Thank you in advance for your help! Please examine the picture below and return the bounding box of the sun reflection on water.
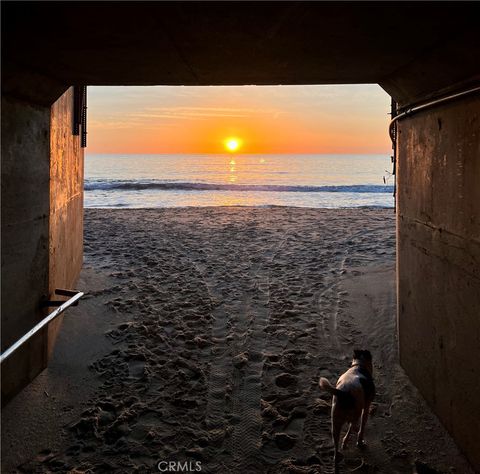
[229,159,237,182]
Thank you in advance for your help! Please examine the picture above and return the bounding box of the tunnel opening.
[84,84,394,209]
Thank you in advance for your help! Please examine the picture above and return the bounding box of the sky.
[87,85,391,154]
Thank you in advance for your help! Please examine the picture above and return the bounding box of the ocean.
[84,154,395,208]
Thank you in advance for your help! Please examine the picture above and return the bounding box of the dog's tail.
[319,377,354,407]
[319,377,337,393]
[319,377,346,397]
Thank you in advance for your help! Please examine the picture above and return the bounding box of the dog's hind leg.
[357,403,371,448]
[341,422,353,450]
[332,416,344,464]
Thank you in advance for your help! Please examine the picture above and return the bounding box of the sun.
[224,137,242,153]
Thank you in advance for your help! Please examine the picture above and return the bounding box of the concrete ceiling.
[2,1,480,106]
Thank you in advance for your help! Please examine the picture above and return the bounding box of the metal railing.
[0,289,84,364]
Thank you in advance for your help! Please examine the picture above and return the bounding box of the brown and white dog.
[319,350,375,465]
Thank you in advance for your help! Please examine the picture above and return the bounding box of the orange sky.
[88,85,391,154]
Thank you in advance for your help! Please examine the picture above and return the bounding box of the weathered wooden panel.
[48,87,84,357]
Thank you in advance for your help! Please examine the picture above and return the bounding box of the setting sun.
[225,137,242,153]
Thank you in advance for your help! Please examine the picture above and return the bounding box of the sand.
[1,208,474,474]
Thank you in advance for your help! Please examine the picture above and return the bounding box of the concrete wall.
[1,89,83,401]
[48,87,84,357]
[397,94,480,470]
[1,96,51,401]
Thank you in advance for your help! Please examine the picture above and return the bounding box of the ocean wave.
[84,180,393,194]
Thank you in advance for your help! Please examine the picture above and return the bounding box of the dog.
[319,349,375,465]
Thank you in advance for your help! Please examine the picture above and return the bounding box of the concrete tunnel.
[1,1,479,470]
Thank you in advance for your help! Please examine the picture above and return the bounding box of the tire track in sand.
[230,236,290,473]
[168,240,232,440]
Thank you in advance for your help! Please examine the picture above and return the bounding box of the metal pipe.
[0,290,84,364]
[81,85,87,148]
[389,85,480,141]
[390,97,397,213]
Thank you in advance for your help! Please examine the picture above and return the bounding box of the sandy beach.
[2,208,473,473]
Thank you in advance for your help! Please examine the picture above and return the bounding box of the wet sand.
[2,208,474,473]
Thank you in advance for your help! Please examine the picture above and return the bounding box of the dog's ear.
[353,349,372,361]
[363,350,372,361]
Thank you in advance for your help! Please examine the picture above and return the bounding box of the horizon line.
[85,151,391,156]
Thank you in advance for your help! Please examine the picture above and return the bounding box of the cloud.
[89,118,179,129]
[133,106,284,120]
